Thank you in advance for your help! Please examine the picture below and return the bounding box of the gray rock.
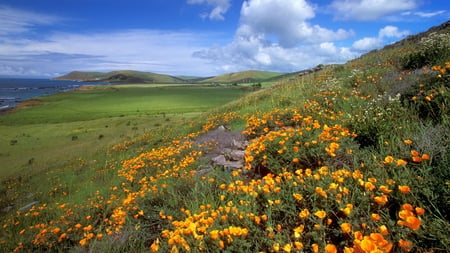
[230,150,245,161]
[195,168,213,176]
[223,161,244,170]
[212,155,227,165]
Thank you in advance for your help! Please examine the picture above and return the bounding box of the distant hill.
[55,70,187,84]
[200,70,285,84]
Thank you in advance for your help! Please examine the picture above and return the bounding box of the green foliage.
[401,32,450,70]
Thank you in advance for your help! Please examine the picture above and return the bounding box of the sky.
[0,0,448,78]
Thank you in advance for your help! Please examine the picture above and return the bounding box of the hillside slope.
[200,70,284,83]
[1,21,449,252]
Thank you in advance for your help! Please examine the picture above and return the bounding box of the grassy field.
[0,84,248,178]
[0,25,449,253]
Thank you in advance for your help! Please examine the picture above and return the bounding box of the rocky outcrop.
[194,126,248,175]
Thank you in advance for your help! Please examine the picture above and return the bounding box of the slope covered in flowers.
[1,23,449,252]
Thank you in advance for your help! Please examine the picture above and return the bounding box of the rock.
[217,125,226,131]
[232,139,248,150]
[19,201,39,212]
[223,161,244,170]
[229,150,245,161]
[212,155,227,165]
[195,168,213,176]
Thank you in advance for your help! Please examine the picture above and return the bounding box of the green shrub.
[401,32,450,70]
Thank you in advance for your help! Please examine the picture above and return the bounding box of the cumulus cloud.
[330,0,418,21]
[352,25,409,51]
[239,0,353,47]
[187,0,231,20]
[193,0,355,72]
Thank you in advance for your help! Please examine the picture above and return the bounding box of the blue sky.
[0,0,448,77]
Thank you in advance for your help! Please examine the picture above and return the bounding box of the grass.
[0,27,449,253]
[0,84,248,178]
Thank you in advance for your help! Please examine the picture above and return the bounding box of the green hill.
[200,70,285,83]
[55,70,187,83]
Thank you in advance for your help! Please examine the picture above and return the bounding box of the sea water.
[0,78,106,110]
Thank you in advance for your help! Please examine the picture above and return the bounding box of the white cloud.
[193,0,355,72]
[352,25,409,51]
[239,0,353,47]
[352,37,382,51]
[0,5,61,35]
[330,0,418,21]
[0,29,221,77]
[379,25,410,38]
[187,0,231,20]
[402,10,446,18]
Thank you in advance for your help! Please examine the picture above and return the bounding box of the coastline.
[0,78,109,115]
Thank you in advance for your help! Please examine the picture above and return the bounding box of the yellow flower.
[210,230,219,240]
[314,210,327,219]
[299,209,310,218]
[283,243,292,252]
[379,225,389,235]
[384,156,394,163]
[293,193,303,201]
[396,159,408,166]
[273,243,280,252]
[340,222,352,233]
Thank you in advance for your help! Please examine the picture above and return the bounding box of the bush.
[401,32,450,70]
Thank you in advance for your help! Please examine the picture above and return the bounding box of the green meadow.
[0,84,248,178]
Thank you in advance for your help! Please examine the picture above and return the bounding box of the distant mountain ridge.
[54,70,187,84]
[54,69,287,84]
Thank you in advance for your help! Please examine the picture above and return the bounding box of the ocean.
[0,78,106,110]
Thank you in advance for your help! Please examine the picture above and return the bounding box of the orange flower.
[374,195,388,205]
[293,193,303,201]
[294,241,303,250]
[371,213,381,221]
[340,222,352,233]
[384,156,394,163]
[398,239,413,252]
[150,238,160,252]
[410,150,419,157]
[312,243,319,253]
[421,154,430,160]
[404,139,413,145]
[379,185,392,194]
[379,225,389,235]
[398,185,410,194]
[412,156,422,162]
[210,230,219,240]
[51,227,60,234]
[314,210,327,219]
[415,207,425,216]
[299,209,310,218]
[396,159,408,166]
[325,244,337,253]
